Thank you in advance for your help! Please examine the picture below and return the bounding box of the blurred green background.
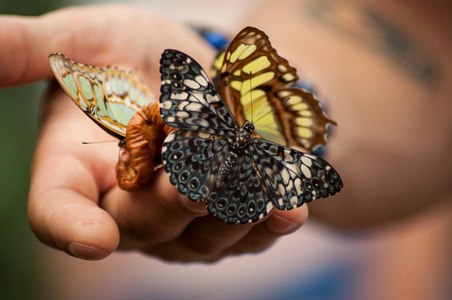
[0,84,40,299]
[0,1,63,298]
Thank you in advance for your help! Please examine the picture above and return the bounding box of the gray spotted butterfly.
[160,50,342,224]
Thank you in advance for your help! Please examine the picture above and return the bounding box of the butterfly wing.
[103,66,155,131]
[162,129,273,223]
[251,139,343,209]
[206,137,343,223]
[49,53,154,140]
[205,146,273,223]
[160,49,239,135]
[212,27,336,151]
[206,139,343,223]
[266,88,337,151]
[162,130,230,202]
[162,129,342,224]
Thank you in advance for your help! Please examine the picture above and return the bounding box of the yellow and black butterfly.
[49,53,155,145]
[211,27,335,152]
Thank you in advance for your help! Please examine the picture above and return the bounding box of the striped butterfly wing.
[49,53,155,141]
[212,27,336,151]
[160,49,342,223]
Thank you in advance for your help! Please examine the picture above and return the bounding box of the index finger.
[0,4,215,87]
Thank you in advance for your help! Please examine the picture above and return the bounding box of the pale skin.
[1,0,451,262]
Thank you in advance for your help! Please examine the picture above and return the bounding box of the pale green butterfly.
[49,53,155,143]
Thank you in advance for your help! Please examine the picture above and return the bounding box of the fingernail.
[68,242,110,260]
[266,214,300,234]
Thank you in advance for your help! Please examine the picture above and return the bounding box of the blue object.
[204,31,230,49]
[192,25,230,49]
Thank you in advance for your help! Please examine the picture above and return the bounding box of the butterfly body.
[217,121,253,185]
[160,48,342,224]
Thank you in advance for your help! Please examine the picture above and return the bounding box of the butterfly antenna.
[254,97,292,125]
[82,140,118,145]
[249,71,254,122]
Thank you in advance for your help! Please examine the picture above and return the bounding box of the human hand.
[0,4,308,261]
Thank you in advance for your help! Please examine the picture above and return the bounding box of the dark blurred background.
[0,1,61,298]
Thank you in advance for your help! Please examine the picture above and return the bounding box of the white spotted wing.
[160,49,342,224]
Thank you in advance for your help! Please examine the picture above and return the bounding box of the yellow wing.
[211,27,336,151]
